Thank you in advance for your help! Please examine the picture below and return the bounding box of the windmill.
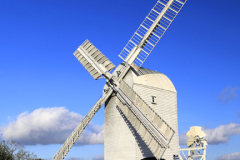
[185,127,208,160]
[178,127,208,160]
[53,0,187,160]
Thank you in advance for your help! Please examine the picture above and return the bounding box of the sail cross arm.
[74,39,115,80]
[53,88,113,160]
[138,0,174,49]
[119,0,187,67]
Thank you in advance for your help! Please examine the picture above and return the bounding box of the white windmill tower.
[53,0,187,160]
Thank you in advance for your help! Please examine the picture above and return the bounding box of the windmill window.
[151,96,156,104]
[117,71,121,77]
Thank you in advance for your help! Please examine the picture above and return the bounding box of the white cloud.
[204,123,240,145]
[92,155,104,160]
[179,123,240,145]
[219,86,240,104]
[77,125,104,145]
[0,107,104,145]
[216,152,240,160]
[179,131,188,145]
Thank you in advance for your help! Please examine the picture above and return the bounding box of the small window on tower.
[151,96,156,104]
[117,71,121,77]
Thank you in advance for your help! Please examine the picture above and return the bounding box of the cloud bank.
[180,123,240,145]
[216,152,240,160]
[0,107,104,145]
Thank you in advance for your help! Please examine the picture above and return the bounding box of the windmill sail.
[74,40,115,80]
[119,0,187,66]
[53,88,113,160]
[55,0,188,159]
[116,80,175,159]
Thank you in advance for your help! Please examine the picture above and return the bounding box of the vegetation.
[0,140,39,160]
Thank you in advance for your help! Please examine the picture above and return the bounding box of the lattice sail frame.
[119,80,174,143]
[116,80,175,159]
[119,0,187,66]
[53,0,188,159]
[74,40,115,80]
[53,89,113,160]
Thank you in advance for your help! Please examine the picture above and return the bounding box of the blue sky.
[0,0,240,160]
